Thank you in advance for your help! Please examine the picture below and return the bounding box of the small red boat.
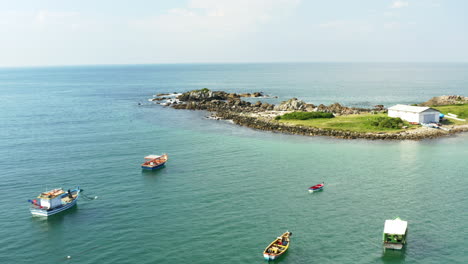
[308,182,324,193]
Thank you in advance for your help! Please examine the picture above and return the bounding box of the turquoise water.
[0,63,467,263]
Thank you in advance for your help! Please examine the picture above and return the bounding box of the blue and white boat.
[28,187,80,217]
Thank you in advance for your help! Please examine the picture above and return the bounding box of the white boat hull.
[384,243,404,250]
[263,253,277,260]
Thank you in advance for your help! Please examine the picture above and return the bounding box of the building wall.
[389,110,440,123]
[421,112,439,123]
[388,110,420,123]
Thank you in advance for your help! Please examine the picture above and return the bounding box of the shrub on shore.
[366,116,404,129]
[275,111,334,120]
[194,88,210,93]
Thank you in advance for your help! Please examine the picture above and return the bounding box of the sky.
[0,0,467,66]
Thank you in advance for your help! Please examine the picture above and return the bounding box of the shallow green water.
[0,64,467,263]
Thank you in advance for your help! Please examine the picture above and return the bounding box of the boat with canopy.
[383,217,408,250]
[141,154,168,170]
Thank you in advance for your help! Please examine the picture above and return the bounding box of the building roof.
[388,104,439,113]
[384,218,408,235]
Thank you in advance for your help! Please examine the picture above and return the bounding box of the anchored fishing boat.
[28,187,80,217]
[263,231,292,261]
[141,154,168,170]
[383,217,408,250]
[308,182,324,193]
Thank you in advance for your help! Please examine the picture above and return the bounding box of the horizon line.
[2,60,468,69]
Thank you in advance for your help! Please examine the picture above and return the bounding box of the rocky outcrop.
[176,89,267,102]
[177,89,229,101]
[420,95,468,106]
[238,92,264,98]
[274,98,306,111]
[314,103,372,115]
[155,89,468,140]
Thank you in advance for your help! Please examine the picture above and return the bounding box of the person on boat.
[281,236,288,246]
[276,237,283,245]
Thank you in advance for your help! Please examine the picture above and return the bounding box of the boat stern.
[30,208,50,217]
[263,253,276,261]
[384,242,404,250]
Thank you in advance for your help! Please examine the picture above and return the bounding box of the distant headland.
[151,89,468,140]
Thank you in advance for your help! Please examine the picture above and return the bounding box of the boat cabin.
[144,155,162,165]
[37,189,66,209]
[383,217,408,250]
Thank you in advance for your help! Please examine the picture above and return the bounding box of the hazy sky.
[1,0,467,66]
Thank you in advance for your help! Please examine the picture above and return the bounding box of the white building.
[388,104,440,123]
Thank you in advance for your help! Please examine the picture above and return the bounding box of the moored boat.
[308,182,324,193]
[141,154,168,170]
[28,187,80,217]
[263,231,292,261]
[383,217,408,250]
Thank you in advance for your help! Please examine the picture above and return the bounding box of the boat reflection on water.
[381,246,406,263]
[30,205,79,231]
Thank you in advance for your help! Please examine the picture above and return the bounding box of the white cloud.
[318,20,375,35]
[391,1,409,9]
[131,0,301,34]
[35,10,79,25]
[384,22,400,29]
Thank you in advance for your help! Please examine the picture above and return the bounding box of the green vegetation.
[432,104,468,119]
[366,116,404,129]
[278,113,416,133]
[275,111,334,120]
[432,104,468,125]
[193,88,210,93]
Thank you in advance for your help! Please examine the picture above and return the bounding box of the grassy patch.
[278,113,417,133]
[432,104,468,121]
[275,111,334,120]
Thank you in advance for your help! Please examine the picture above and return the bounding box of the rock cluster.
[420,95,468,106]
[274,98,308,111]
[172,98,274,112]
[176,89,266,102]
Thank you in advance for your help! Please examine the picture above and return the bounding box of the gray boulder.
[274,98,307,111]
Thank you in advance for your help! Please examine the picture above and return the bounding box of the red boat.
[308,182,324,193]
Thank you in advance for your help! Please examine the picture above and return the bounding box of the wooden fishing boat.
[28,187,80,217]
[383,217,408,250]
[263,231,292,261]
[308,182,324,193]
[141,154,168,170]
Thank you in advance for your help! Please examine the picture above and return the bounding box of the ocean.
[0,63,467,263]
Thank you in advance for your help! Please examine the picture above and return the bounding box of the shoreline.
[152,90,468,140]
[213,111,468,140]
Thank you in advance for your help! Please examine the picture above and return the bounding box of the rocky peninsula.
[151,90,468,140]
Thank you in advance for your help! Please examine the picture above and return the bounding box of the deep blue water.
[0,63,467,264]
